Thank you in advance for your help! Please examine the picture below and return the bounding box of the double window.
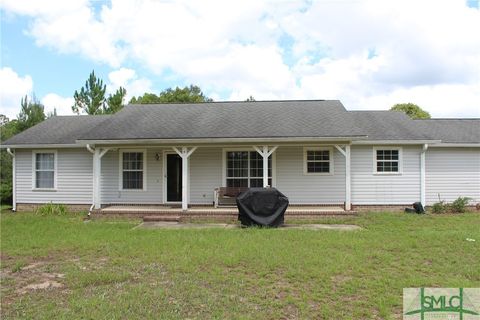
[120,151,146,190]
[225,151,272,187]
[33,151,56,189]
[304,147,333,174]
[374,147,401,173]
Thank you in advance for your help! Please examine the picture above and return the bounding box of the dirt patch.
[1,259,66,300]
[331,275,353,289]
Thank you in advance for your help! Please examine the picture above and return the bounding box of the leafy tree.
[129,93,160,104]
[105,87,127,114]
[390,103,431,119]
[130,85,212,104]
[245,95,256,102]
[16,95,47,132]
[0,118,15,203]
[72,70,107,115]
[1,96,48,205]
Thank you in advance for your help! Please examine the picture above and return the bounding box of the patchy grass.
[1,212,479,319]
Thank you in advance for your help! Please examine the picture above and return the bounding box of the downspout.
[420,144,428,207]
[86,144,95,215]
[6,148,16,212]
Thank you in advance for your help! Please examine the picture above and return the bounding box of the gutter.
[6,148,16,212]
[0,143,80,149]
[76,136,368,145]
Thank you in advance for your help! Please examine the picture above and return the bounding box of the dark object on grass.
[236,188,289,227]
[405,202,425,214]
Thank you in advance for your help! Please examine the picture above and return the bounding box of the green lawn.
[1,211,479,319]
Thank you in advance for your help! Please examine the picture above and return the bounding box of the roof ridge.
[48,114,112,118]
[128,99,338,105]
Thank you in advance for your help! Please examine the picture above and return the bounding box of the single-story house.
[2,100,479,213]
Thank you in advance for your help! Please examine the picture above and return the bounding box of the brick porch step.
[143,215,181,222]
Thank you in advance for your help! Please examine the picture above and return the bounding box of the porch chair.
[213,187,248,208]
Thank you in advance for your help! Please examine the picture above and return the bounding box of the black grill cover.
[236,188,289,227]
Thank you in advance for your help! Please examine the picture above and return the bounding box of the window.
[34,152,56,189]
[225,151,272,187]
[304,148,333,174]
[374,148,401,173]
[120,151,146,190]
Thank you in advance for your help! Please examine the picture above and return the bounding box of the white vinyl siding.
[15,145,479,208]
[351,145,420,204]
[16,148,93,204]
[101,149,162,204]
[189,147,223,204]
[425,147,480,205]
[276,146,345,204]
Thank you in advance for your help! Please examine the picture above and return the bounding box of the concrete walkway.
[135,222,362,231]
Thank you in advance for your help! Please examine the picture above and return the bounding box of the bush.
[430,197,471,214]
[431,201,448,214]
[35,202,68,216]
[450,197,471,213]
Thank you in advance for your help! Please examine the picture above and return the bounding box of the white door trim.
[163,151,182,204]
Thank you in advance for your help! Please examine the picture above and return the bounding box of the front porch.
[91,204,357,222]
[89,143,354,213]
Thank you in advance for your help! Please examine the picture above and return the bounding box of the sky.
[1,0,479,119]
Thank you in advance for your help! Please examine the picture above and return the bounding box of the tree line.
[0,69,430,204]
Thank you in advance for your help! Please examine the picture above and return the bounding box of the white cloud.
[41,93,75,116]
[2,0,480,117]
[0,67,33,120]
[107,67,153,101]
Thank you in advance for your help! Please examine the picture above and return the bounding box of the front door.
[166,153,182,202]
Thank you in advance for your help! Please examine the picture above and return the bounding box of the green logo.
[403,288,480,320]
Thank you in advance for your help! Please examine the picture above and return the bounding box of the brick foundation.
[352,205,410,212]
[352,204,480,212]
[15,203,90,212]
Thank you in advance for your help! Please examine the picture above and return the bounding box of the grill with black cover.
[236,188,289,227]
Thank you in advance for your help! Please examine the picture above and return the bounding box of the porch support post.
[173,146,198,211]
[345,145,351,211]
[335,144,351,211]
[93,148,101,209]
[92,147,111,210]
[420,144,428,207]
[253,145,278,187]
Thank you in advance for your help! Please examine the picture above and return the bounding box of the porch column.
[173,147,197,211]
[253,145,278,187]
[345,145,351,211]
[335,145,351,211]
[92,147,111,210]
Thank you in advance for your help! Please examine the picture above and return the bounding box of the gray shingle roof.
[414,119,480,143]
[2,115,112,145]
[2,100,479,146]
[78,100,366,140]
[349,111,435,141]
